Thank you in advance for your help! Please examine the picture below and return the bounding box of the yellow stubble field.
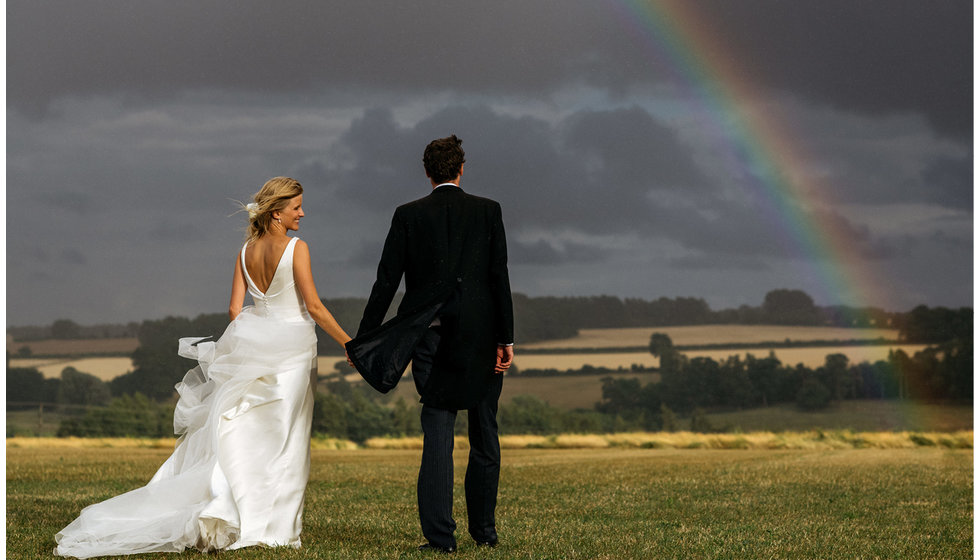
[8,325,925,383]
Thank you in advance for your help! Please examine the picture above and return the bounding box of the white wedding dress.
[56,237,318,558]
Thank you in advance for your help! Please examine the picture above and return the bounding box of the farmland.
[8,356,134,381]
[380,371,663,410]
[512,344,926,371]
[6,336,139,356]
[7,342,927,383]
[7,324,939,422]
[521,324,901,349]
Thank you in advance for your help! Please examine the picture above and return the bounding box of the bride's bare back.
[243,237,292,294]
[227,191,350,350]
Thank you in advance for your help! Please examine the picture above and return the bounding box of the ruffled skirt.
[55,308,317,558]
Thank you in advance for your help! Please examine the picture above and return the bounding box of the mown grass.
[7,443,973,559]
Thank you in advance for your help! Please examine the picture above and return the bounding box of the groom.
[347,135,514,553]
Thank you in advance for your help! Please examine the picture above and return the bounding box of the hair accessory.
[246,203,259,220]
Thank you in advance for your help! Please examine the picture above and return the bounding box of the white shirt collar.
[435,182,459,189]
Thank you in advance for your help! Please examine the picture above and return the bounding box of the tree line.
[13,288,958,347]
[6,292,971,438]
[102,294,975,403]
[9,289,968,364]
[591,330,973,433]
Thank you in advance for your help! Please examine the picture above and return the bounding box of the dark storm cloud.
[919,155,973,209]
[327,108,424,210]
[559,106,707,192]
[680,0,973,141]
[146,221,208,243]
[509,239,608,266]
[34,191,97,214]
[327,103,906,268]
[329,104,709,237]
[60,248,88,266]
[6,0,608,113]
[816,149,973,210]
[8,0,970,140]
[669,253,769,272]
[5,1,972,325]
[645,197,904,263]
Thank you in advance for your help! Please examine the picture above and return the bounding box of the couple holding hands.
[55,135,514,557]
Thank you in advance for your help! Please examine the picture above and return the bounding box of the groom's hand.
[345,351,355,369]
[495,345,513,374]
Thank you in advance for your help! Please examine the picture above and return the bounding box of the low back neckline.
[242,237,297,297]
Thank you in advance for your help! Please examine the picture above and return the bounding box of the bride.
[55,177,352,557]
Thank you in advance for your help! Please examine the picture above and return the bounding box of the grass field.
[7,445,972,559]
[703,400,974,433]
[381,371,663,411]
[10,397,972,440]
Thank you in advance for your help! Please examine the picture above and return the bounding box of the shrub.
[57,394,174,437]
[796,378,832,411]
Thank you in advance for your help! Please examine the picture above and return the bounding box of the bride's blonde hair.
[243,177,304,242]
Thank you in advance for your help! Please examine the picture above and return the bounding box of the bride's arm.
[229,253,247,321]
[293,239,353,347]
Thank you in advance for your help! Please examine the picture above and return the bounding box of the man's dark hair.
[423,135,466,183]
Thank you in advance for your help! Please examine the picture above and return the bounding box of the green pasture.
[8,445,972,559]
[702,400,974,433]
[8,393,975,439]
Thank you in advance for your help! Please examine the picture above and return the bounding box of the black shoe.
[475,538,498,548]
[418,543,456,554]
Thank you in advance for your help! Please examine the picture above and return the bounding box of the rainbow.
[606,1,945,428]
[605,0,885,314]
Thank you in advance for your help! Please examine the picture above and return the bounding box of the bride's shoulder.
[291,237,310,257]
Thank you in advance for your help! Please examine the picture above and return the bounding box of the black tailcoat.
[346,185,514,410]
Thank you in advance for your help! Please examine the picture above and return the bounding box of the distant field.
[681,344,927,368]
[8,337,139,356]
[7,343,930,387]
[376,372,664,410]
[7,446,972,559]
[512,344,927,371]
[514,351,657,370]
[8,326,914,382]
[703,400,973,433]
[334,370,972,433]
[8,357,134,381]
[10,355,365,382]
[9,344,928,385]
[499,372,660,409]
[523,325,900,349]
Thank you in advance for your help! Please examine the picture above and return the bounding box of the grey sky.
[6,0,973,326]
